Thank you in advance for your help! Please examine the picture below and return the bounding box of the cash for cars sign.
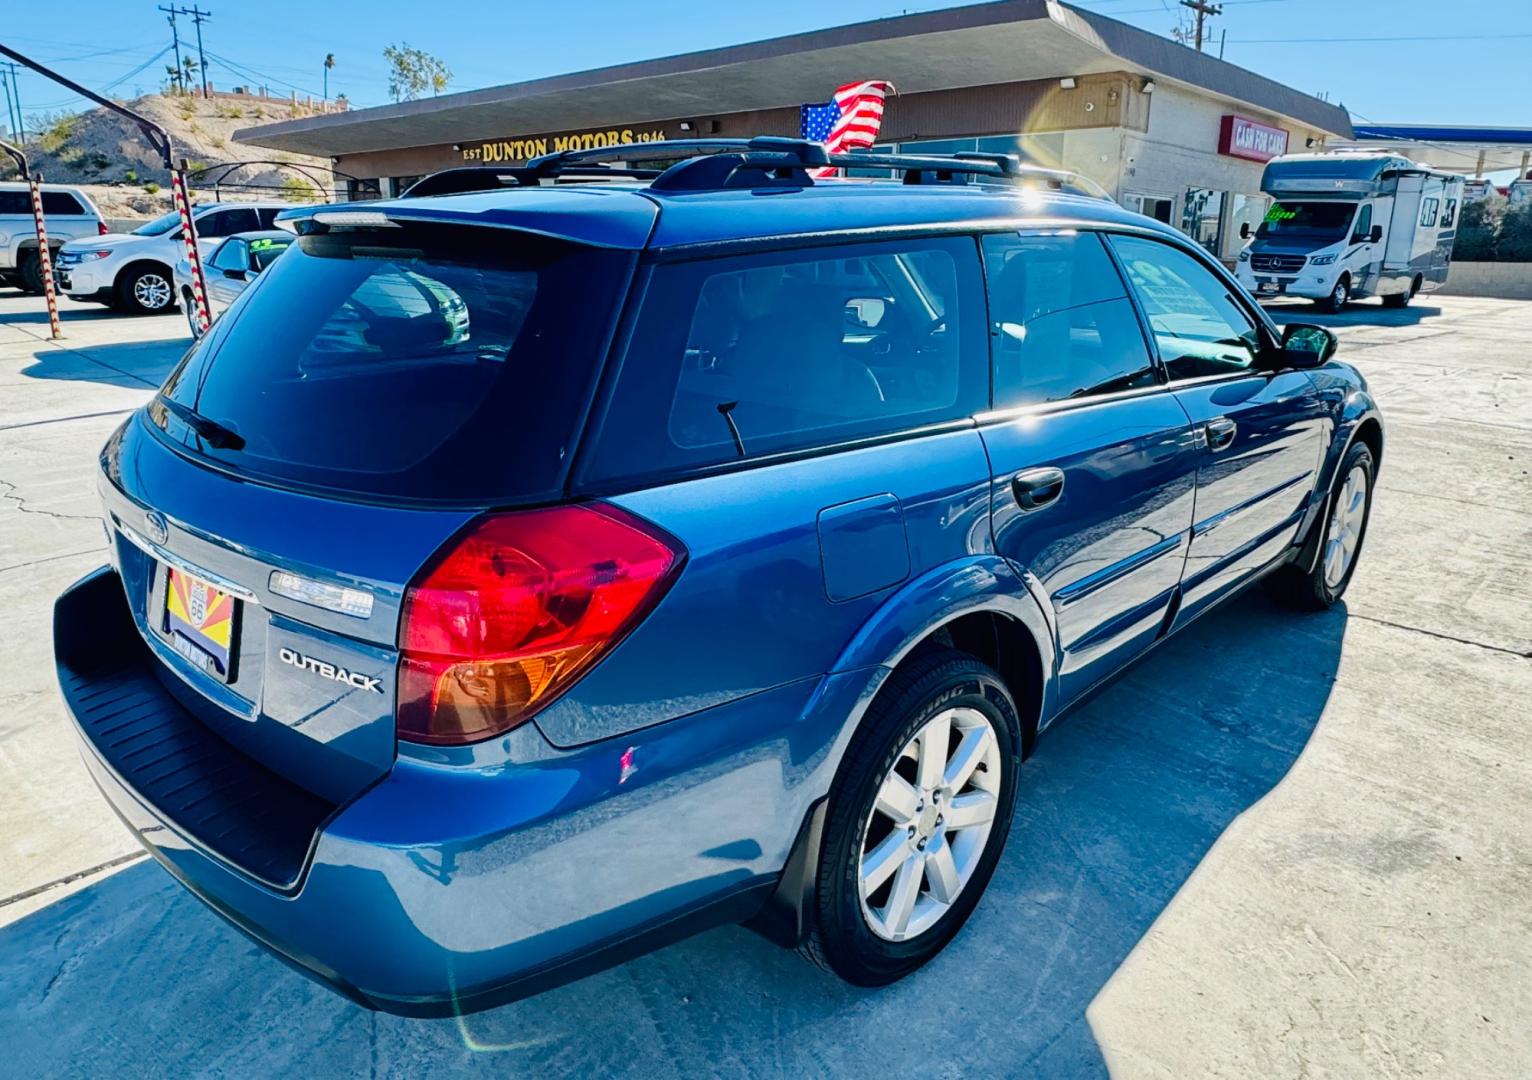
[463,127,668,164]
[1218,115,1290,163]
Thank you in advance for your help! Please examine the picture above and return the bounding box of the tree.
[1454,195,1503,261]
[383,43,452,103]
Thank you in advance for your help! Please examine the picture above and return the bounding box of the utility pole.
[158,4,184,92]
[178,6,212,98]
[1,63,23,140]
[1180,0,1222,52]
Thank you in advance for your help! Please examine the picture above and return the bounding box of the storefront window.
[1124,194,1175,225]
[345,178,382,202]
[1182,188,1224,255]
[389,176,423,198]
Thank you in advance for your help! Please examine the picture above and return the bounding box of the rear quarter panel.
[532,429,995,747]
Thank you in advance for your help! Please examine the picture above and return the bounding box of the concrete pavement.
[0,288,1527,1077]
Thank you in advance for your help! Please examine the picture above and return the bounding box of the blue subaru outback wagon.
[54,139,1381,1015]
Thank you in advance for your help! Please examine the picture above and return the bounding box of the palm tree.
[323,53,336,105]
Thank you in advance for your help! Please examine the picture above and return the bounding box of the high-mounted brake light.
[98,220,110,236]
[397,504,683,745]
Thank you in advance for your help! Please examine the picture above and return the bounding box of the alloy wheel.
[858,706,1002,942]
[1323,463,1369,588]
[134,273,172,311]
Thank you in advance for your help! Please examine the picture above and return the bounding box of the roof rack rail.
[403,138,1109,200]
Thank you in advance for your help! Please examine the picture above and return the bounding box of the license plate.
[163,565,239,681]
[1257,280,1285,295]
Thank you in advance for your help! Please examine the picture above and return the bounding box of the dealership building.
[237,0,1353,263]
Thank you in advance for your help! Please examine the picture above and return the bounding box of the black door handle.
[1011,467,1065,511]
[1204,417,1238,452]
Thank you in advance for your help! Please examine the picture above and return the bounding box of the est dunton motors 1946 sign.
[463,127,668,163]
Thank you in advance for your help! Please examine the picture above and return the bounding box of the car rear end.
[53,197,783,1012]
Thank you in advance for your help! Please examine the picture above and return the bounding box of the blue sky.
[3,0,1527,132]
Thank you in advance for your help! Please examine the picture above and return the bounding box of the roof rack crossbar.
[405,139,1108,199]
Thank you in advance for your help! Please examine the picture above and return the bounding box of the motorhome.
[1234,152,1466,311]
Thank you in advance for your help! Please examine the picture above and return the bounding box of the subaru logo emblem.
[144,511,169,546]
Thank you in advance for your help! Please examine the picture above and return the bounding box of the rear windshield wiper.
[157,396,246,451]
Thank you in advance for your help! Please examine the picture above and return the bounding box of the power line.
[1227,31,1532,43]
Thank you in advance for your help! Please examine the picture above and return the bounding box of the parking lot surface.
[0,290,1527,1077]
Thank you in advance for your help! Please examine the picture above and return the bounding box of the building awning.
[236,0,1351,157]
[1336,124,1532,176]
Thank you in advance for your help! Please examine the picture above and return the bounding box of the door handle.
[1203,417,1238,452]
[1011,467,1065,511]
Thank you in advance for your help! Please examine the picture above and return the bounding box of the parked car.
[0,181,106,294]
[175,229,294,337]
[55,200,287,315]
[54,140,1382,1017]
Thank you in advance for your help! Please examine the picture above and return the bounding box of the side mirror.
[1239,221,1251,240]
[221,267,247,281]
[1277,323,1337,368]
[1368,224,1382,243]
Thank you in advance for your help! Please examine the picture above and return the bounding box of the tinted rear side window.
[40,191,86,215]
[581,236,987,488]
[153,224,634,504]
[982,231,1156,407]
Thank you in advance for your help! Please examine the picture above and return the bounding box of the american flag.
[800,80,896,178]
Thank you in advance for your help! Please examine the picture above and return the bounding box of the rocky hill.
[2,91,334,220]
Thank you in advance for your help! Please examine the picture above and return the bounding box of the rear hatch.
[94,213,641,860]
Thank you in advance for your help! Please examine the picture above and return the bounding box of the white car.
[0,182,107,294]
[175,229,294,337]
[55,201,286,315]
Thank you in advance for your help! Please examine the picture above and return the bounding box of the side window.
[0,191,29,215]
[1109,235,1262,380]
[255,207,282,229]
[1419,198,1439,228]
[195,211,231,239]
[583,236,987,485]
[1440,198,1457,228]
[1353,204,1373,242]
[210,240,249,273]
[40,191,85,215]
[982,231,1156,407]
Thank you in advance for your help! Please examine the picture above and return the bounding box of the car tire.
[1267,441,1376,610]
[16,250,45,295]
[802,648,1021,986]
[183,289,204,338]
[1317,273,1350,314]
[115,265,176,315]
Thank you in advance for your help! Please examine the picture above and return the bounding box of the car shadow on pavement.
[1260,298,1444,329]
[0,590,1346,1077]
[20,338,187,390]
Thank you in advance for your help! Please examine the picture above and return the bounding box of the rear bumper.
[56,566,863,1014]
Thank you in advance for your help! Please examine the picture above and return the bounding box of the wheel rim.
[858,706,1002,942]
[1323,464,1369,588]
[134,273,171,310]
[1332,281,1347,307]
[184,293,201,336]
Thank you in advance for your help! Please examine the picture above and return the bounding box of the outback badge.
[278,646,384,694]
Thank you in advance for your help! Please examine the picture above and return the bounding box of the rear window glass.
[580,236,986,488]
[152,224,633,504]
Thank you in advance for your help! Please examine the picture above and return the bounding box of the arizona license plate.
[163,565,239,681]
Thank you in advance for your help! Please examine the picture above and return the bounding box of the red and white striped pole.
[26,177,62,340]
[170,166,211,334]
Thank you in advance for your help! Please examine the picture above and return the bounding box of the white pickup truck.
[0,182,107,294]
[56,200,287,315]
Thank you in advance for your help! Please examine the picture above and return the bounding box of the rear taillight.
[397,504,683,745]
[98,221,109,235]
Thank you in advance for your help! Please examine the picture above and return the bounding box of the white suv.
[0,182,107,294]
[56,201,286,315]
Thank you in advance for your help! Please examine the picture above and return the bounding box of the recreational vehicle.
[1235,153,1465,311]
